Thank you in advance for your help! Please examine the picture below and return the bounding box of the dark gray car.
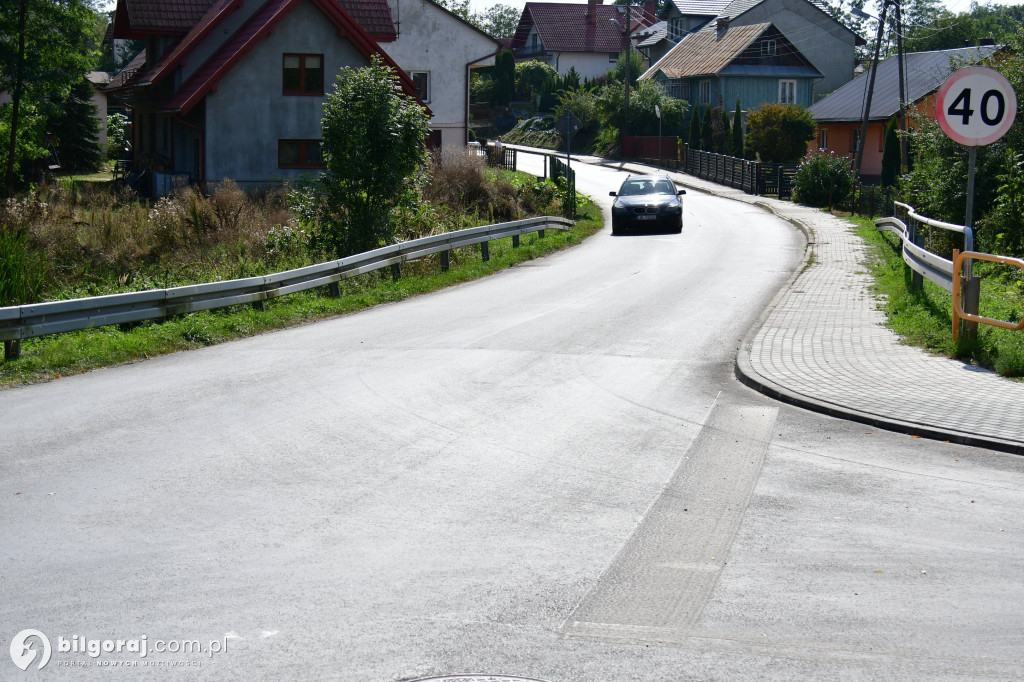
[609,174,686,235]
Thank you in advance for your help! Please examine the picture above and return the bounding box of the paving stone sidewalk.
[596,158,1024,454]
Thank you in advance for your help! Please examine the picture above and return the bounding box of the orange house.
[808,44,1000,182]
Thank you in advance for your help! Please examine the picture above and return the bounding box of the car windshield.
[619,179,675,196]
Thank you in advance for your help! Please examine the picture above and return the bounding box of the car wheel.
[611,219,621,235]
[672,219,682,234]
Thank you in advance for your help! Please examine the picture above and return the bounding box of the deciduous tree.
[0,0,96,195]
[308,56,431,257]
[744,103,816,163]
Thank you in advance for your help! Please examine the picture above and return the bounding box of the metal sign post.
[556,110,583,217]
[935,66,1017,339]
[655,104,662,167]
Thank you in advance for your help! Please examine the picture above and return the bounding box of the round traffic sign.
[936,66,1017,146]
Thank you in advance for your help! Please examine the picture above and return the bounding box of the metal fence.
[547,155,577,220]
[1,216,573,359]
[683,148,798,199]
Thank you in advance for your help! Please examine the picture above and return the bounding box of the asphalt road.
[2,158,1023,681]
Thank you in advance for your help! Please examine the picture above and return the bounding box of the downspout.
[174,116,205,190]
[465,50,498,145]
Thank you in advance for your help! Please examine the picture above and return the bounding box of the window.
[853,128,862,154]
[669,79,689,101]
[761,39,777,57]
[669,17,683,41]
[408,71,429,102]
[283,54,323,95]
[779,79,796,105]
[609,52,619,63]
[819,128,828,150]
[699,79,711,105]
[278,139,324,168]
[530,33,538,51]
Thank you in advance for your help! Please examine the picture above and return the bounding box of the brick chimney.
[586,0,602,24]
[716,17,729,31]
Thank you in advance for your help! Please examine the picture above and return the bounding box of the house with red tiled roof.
[510,0,657,80]
[107,0,422,193]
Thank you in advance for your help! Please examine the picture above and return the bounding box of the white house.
[341,0,501,149]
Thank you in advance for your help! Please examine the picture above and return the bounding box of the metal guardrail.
[873,202,1024,341]
[0,216,573,356]
[875,201,975,292]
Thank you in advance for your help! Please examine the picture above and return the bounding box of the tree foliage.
[593,79,688,152]
[0,0,97,194]
[880,116,900,188]
[493,50,515,106]
[474,3,521,38]
[515,60,558,100]
[609,50,645,88]
[793,149,855,207]
[732,98,744,159]
[700,104,712,151]
[304,56,431,258]
[48,78,102,172]
[744,103,816,163]
[688,105,701,150]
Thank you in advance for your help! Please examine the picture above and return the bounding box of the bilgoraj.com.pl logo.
[9,630,51,671]
[9,629,228,670]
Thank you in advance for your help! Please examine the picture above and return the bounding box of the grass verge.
[0,201,602,387]
[853,215,1024,379]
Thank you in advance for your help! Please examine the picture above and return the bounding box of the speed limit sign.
[936,66,1017,147]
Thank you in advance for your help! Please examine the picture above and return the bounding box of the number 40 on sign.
[936,66,1017,147]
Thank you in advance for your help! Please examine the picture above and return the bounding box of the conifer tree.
[732,98,744,158]
[700,103,713,151]
[687,105,701,150]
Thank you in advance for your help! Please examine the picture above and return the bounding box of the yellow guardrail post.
[952,250,1024,343]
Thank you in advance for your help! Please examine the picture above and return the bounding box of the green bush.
[745,103,816,163]
[792,149,855,207]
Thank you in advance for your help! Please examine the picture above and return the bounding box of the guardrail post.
[962,276,980,341]
[391,263,402,281]
[440,250,451,271]
[252,298,266,311]
[481,241,490,261]
[910,220,924,291]
[4,340,21,361]
[538,229,545,239]
[512,235,520,248]
[328,281,341,297]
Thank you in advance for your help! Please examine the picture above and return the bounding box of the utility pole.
[854,0,908,176]
[611,8,635,154]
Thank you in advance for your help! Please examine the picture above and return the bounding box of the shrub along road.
[2,160,1023,680]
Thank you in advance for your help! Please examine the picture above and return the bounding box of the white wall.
[204,0,368,185]
[554,51,619,80]
[382,0,498,148]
